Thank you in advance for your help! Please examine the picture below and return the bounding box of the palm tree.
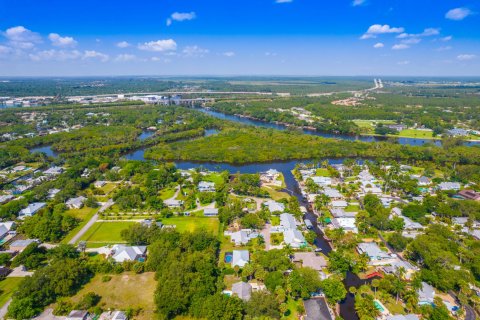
[371,279,380,298]
[349,286,357,296]
[355,294,380,320]
[403,289,419,312]
[391,277,406,302]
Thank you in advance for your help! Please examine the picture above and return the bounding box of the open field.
[160,217,219,234]
[0,277,24,307]
[159,187,176,200]
[262,186,291,201]
[79,221,137,246]
[69,272,156,320]
[61,207,98,244]
[398,129,433,139]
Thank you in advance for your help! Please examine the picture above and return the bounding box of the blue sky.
[0,0,479,76]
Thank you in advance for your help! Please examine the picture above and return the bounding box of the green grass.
[315,168,331,177]
[79,221,137,245]
[345,205,360,212]
[98,183,117,195]
[159,187,176,200]
[159,217,219,234]
[262,186,291,201]
[61,207,98,244]
[202,173,225,185]
[0,277,24,307]
[398,129,433,139]
[271,215,280,226]
[68,272,156,320]
[282,297,303,319]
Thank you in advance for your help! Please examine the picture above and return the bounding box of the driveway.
[68,199,113,245]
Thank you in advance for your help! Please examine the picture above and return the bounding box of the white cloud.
[167,12,196,26]
[115,54,136,62]
[0,45,12,55]
[29,49,82,61]
[440,36,452,42]
[401,38,421,44]
[392,44,410,50]
[116,41,130,48]
[48,33,77,48]
[361,24,404,39]
[436,46,452,52]
[83,50,109,62]
[138,39,177,52]
[397,60,410,65]
[3,26,41,49]
[276,0,293,3]
[397,28,440,39]
[373,42,384,48]
[182,45,209,57]
[352,0,366,6]
[457,54,476,61]
[223,51,235,57]
[446,7,473,20]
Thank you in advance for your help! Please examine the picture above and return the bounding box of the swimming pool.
[374,300,385,312]
[224,252,233,263]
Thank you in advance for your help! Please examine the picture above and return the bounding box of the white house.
[438,182,461,191]
[232,250,249,267]
[231,282,252,301]
[111,245,147,263]
[66,196,87,209]
[203,208,219,216]
[44,166,63,176]
[198,181,215,192]
[312,176,332,187]
[18,202,46,219]
[264,200,285,213]
[418,282,435,305]
[94,180,106,188]
[164,199,183,208]
[357,242,393,265]
[283,229,307,248]
[0,221,15,239]
[228,230,259,246]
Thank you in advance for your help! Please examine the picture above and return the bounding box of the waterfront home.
[0,221,15,239]
[437,182,461,191]
[44,166,63,176]
[357,242,393,265]
[312,176,332,187]
[264,200,285,213]
[322,188,342,199]
[18,202,46,219]
[283,229,307,248]
[418,282,435,305]
[331,217,358,233]
[164,199,183,208]
[382,259,418,280]
[293,252,327,271]
[198,181,215,192]
[303,298,334,320]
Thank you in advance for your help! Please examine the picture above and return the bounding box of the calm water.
[198,108,480,147]
[138,130,155,141]
[29,145,58,158]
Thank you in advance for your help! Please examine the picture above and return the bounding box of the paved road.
[465,305,477,320]
[68,199,113,245]
[0,298,11,320]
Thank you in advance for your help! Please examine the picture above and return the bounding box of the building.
[447,128,469,137]
[111,245,147,263]
[164,199,183,208]
[203,208,219,216]
[458,189,480,201]
[67,310,89,320]
[99,311,128,320]
[231,282,252,301]
[416,176,431,186]
[331,217,358,233]
[18,202,46,219]
[228,229,259,246]
[47,188,61,199]
[264,200,285,213]
[303,298,334,320]
[10,239,38,252]
[382,259,418,280]
[387,315,419,320]
[0,195,14,205]
[283,229,307,248]
[293,252,327,271]
[232,250,249,267]
[198,181,215,192]
[94,180,107,188]
[330,200,348,208]
[66,196,87,209]
[312,176,332,187]
[438,182,461,191]
[280,213,297,230]
[418,282,435,305]
[44,166,63,176]
[0,221,15,239]
[357,242,393,265]
[401,216,424,231]
[322,188,343,199]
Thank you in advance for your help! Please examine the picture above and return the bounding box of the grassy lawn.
[345,205,360,212]
[61,207,98,244]
[271,215,280,226]
[398,129,433,139]
[98,182,117,195]
[315,168,331,177]
[262,186,291,201]
[79,221,137,245]
[159,217,219,234]
[202,173,225,185]
[69,272,156,320]
[282,297,304,319]
[0,277,24,307]
[159,187,177,200]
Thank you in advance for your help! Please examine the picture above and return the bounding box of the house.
[418,282,435,305]
[264,200,285,213]
[358,170,375,182]
[203,208,219,216]
[18,202,46,219]
[67,310,89,320]
[322,188,343,199]
[47,188,61,199]
[458,189,480,201]
[447,128,469,137]
[391,207,402,217]
[382,259,418,280]
[357,242,392,265]
[0,221,15,239]
[330,200,348,208]
[94,180,106,188]
[232,250,249,267]
[312,176,332,187]
[452,217,469,226]
[438,182,461,191]
[111,245,147,263]
[99,311,128,320]
[66,196,87,209]
[231,282,252,301]
[164,199,183,208]
[228,230,259,246]
[293,252,327,271]
[198,181,215,192]
[10,239,38,252]
[416,176,431,186]
[280,213,297,230]
[401,216,424,231]
[386,124,407,132]
[331,217,358,233]
[283,229,307,248]
[303,298,334,320]
[387,315,419,320]
[0,195,14,204]
[44,166,63,176]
